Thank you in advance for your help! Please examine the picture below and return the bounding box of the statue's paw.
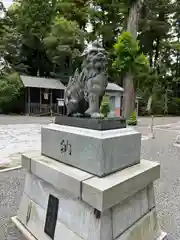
[85,108,92,115]
[91,113,104,119]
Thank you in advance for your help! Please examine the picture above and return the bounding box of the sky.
[2,0,13,9]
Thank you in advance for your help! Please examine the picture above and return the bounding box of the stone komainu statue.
[64,41,108,117]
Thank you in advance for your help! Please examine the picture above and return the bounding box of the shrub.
[168,97,180,115]
[113,32,149,77]
[127,111,137,126]
[0,72,23,113]
[100,94,110,118]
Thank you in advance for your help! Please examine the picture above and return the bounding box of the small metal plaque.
[44,195,59,239]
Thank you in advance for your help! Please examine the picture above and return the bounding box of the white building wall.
[106,91,123,116]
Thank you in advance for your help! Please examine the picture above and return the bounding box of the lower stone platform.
[14,152,167,240]
[16,173,166,240]
[12,215,168,240]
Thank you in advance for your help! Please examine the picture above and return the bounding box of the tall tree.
[2,0,58,76]
[16,0,56,39]
[89,0,123,47]
[55,0,89,30]
[137,0,173,114]
[171,0,180,97]
[89,0,145,118]
[44,16,85,82]
[0,0,87,79]
[88,1,125,83]
[121,0,144,119]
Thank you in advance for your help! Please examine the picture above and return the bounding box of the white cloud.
[2,0,13,9]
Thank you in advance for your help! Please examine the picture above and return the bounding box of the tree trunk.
[154,38,160,72]
[164,89,168,115]
[147,95,153,113]
[122,72,136,119]
[126,0,144,39]
[122,0,144,119]
[150,115,155,139]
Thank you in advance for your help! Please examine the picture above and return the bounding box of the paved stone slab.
[0,124,41,161]
[22,152,93,198]
[82,160,160,211]
[42,124,141,177]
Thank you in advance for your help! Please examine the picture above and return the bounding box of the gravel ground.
[0,116,53,239]
[0,124,42,165]
[0,115,54,125]
[142,129,180,240]
[138,116,180,127]
[0,116,180,239]
[0,168,25,240]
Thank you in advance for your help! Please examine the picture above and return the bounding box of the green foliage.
[113,32,149,75]
[55,0,89,29]
[0,0,86,81]
[127,111,137,125]
[44,16,85,81]
[48,16,84,53]
[100,95,111,118]
[113,32,149,91]
[17,0,56,38]
[168,97,180,115]
[139,97,180,116]
[0,72,23,113]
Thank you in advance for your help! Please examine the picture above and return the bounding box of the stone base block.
[41,124,141,177]
[17,193,82,240]
[21,152,160,211]
[16,172,164,240]
[12,216,168,240]
[116,210,167,240]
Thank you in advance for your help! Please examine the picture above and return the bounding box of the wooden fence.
[26,103,58,116]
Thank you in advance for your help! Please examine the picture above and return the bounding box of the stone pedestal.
[13,122,167,240]
[41,124,141,177]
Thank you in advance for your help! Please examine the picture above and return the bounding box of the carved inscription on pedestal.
[60,140,72,156]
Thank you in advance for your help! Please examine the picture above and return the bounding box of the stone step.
[21,151,160,211]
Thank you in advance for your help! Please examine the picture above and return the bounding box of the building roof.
[20,75,65,90]
[106,83,124,92]
[20,75,124,92]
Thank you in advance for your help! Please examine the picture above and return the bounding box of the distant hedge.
[139,97,180,116]
[0,72,23,113]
